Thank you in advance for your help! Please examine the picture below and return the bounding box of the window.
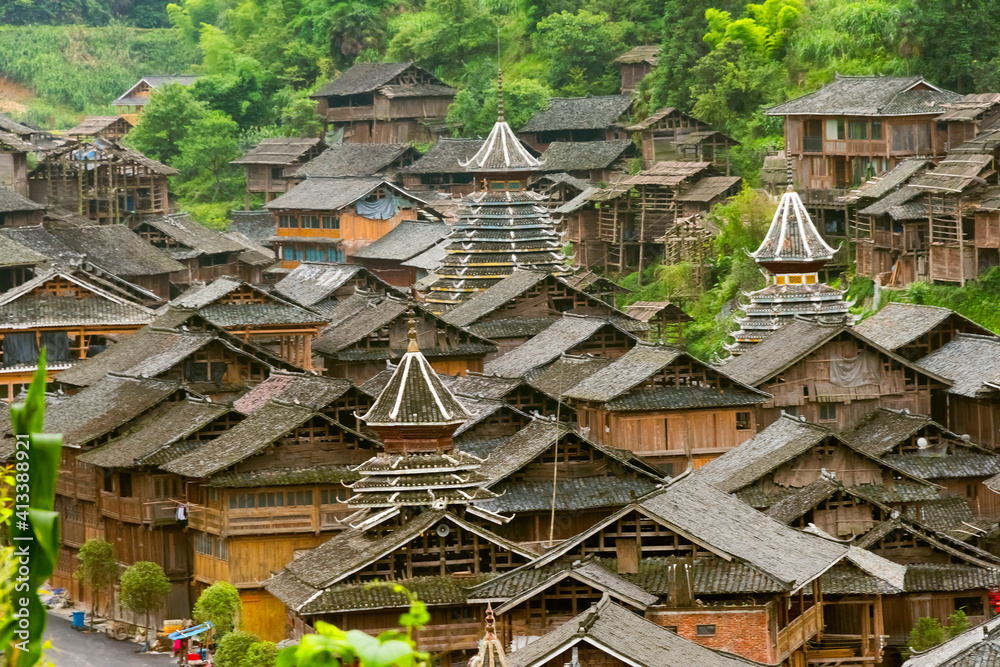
[955,596,984,617]
[664,626,678,634]
[736,412,751,431]
[696,625,716,636]
[803,386,810,398]
[103,469,114,493]
[785,406,797,417]
[819,404,837,422]
[871,120,882,140]
[788,274,803,284]
[826,119,845,140]
[848,121,867,139]
[271,167,284,180]
[507,181,522,190]
[119,473,133,498]
[278,215,294,228]
[301,215,320,229]
[321,215,339,230]
[490,181,506,190]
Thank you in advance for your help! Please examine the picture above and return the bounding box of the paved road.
[44,613,175,667]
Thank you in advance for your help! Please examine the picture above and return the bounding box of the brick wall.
[647,604,776,664]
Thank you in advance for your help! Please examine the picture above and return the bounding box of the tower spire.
[406,302,419,353]
[497,68,504,122]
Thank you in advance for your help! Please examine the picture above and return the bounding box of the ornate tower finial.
[406,302,419,353]
[497,69,504,122]
[484,603,497,639]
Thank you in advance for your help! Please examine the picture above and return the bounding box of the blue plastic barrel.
[71,611,85,630]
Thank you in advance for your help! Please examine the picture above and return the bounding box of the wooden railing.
[62,520,86,547]
[777,603,824,662]
[226,507,315,535]
[189,506,225,534]
[325,105,376,122]
[100,492,143,523]
[873,230,903,249]
[415,622,482,653]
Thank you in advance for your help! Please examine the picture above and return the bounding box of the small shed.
[231,137,326,204]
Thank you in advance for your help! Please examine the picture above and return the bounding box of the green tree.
[215,631,259,667]
[119,561,171,652]
[947,608,970,639]
[447,65,551,136]
[386,0,495,81]
[532,9,632,95]
[243,640,278,667]
[176,111,242,190]
[73,538,119,631]
[280,96,325,138]
[703,0,804,57]
[909,617,946,652]
[192,582,242,642]
[126,84,208,164]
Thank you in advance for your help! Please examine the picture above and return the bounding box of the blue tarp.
[356,196,397,220]
[169,621,214,640]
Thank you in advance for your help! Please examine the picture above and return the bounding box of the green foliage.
[119,561,171,650]
[908,617,946,653]
[0,349,62,667]
[280,96,325,138]
[863,268,1000,334]
[243,640,278,667]
[386,0,496,82]
[947,609,970,638]
[532,10,632,95]
[277,584,430,667]
[174,110,243,196]
[126,84,208,163]
[192,581,242,641]
[0,0,170,27]
[447,64,552,136]
[710,185,775,256]
[73,538,119,630]
[216,631,260,667]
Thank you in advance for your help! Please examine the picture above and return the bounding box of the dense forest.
[3,0,1000,355]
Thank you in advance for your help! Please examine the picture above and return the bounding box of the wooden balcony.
[325,106,376,122]
[873,230,903,249]
[100,492,143,523]
[62,519,86,547]
[777,603,824,662]
[188,503,352,536]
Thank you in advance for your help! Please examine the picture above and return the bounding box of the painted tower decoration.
[427,72,572,308]
[349,308,496,508]
[727,185,852,355]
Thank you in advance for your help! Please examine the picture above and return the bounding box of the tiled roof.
[751,186,835,263]
[520,95,633,133]
[230,210,275,245]
[766,75,958,116]
[841,407,940,457]
[298,574,487,615]
[138,214,245,256]
[351,221,449,262]
[170,276,324,328]
[0,233,48,268]
[462,115,543,172]
[858,184,922,217]
[48,224,185,276]
[614,45,660,65]
[917,334,1000,397]
[265,177,385,211]
[230,137,324,165]
[232,372,355,414]
[627,557,787,595]
[564,344,683,402]
[312,62,453,98]
[507,594,766,667]
[467,317,555,340]
[442,270,548,327]
[525,354,613,399]
[538,140,632,171]
[847,158,930,202]
[477,476,658,513]
[903,617,1000,667]
[0,185,44,213]
[208,464,360,488]
[0,129,36,151]
[855,302,992,352]
[291,143,413,178]
[273,263,397,308]
[911,153,995,193]
[604,385,769,411]
[399,138,484,174]
[884,452,1000,480]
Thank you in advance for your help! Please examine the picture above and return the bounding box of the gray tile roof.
[264,177,384,211]
[766,75,958,116]
[519,95,633,133]
[750,187,835,263]
[207,464,360,488]
[614,45,660,65]
[170,276,323,328]
[484,315,635,379]
[230,137,324,165]
[937,92,1000,122]
[48,224,185,276]
[604,385,770,412]
[77,399,228,468]
[442,270,548,327]
[903,617,1000,667]
[296,574,488,615]
[0,185,44,213]
[292,143,413,178]
[910,153,995,193]
[841,407,941,457]
[273,263,397,307]
[351,221,449,261]
[0,269,154,329]
[230,210,275,245]
[847,158,930,202]
[626,556,788,595]
[564,344,684,402]
[525,354,613,399]
[763,476,840,524]
[884,452,1000,480]
[399,138,484,174]
[222,230,276,266]
[0,232,52,268]
[859,184,923,217]
[468,317,555,340]
[917,334,1000,397]
[138,214,245,256]
[478,476,658,513]
[232,371,356,414]
[538,140,632,171]
[312,62,453,98]
[855,302,993,352]
[507,594,767,667]
[0,226,83,266]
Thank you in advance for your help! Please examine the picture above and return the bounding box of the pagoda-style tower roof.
[460,71,543,173]
[751,185,836,271]
[469,604,508,667]
[726,186,851,356]
[352,309,495,508]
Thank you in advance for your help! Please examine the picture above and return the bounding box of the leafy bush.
[215,631,261,667]
[119,561,171,650]
[193,581,243,641]
[74,538,119,630]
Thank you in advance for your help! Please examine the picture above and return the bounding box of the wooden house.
[537,140,636,183]
[934,93,1000,150]
[398,138,484,195]
[0,268,154,399]
[265,177,433,268]
[350,220,450,286]
[0,130,33,196]
[0,232,47,292]
[64,116,134,142]
[132,213,246,288]
[272,262,401,315]
[855,302,993,362]
[111,75,199,123]
[766,75,958,193]
[310,62,456,144]
[0,185,44,228]
[171,276,326,369]
[483,314,640,379]
[916,334,1000,449]
[490,477,848,666]
[560,270,630,307]
[29,139,178,225]
[564,343,770,474]
[614,45,659,94]
[231,137,326,204]
[438,371,564,417]
[720,318,952,431]
[313,293,496,383]
[843,407,1000,516]
[527,172,591,211]
[658,215,722,292]
[289,143,419,182]
[219,230,276,284]
[518,95,634,152]
[0,113,63,151]
[442,270,642,358]
[45,222,185,300]
[628,107,736,171]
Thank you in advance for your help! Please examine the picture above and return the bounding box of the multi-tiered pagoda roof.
[350,310,496,508]
[727,186,852,355]
[427,75,572,307]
